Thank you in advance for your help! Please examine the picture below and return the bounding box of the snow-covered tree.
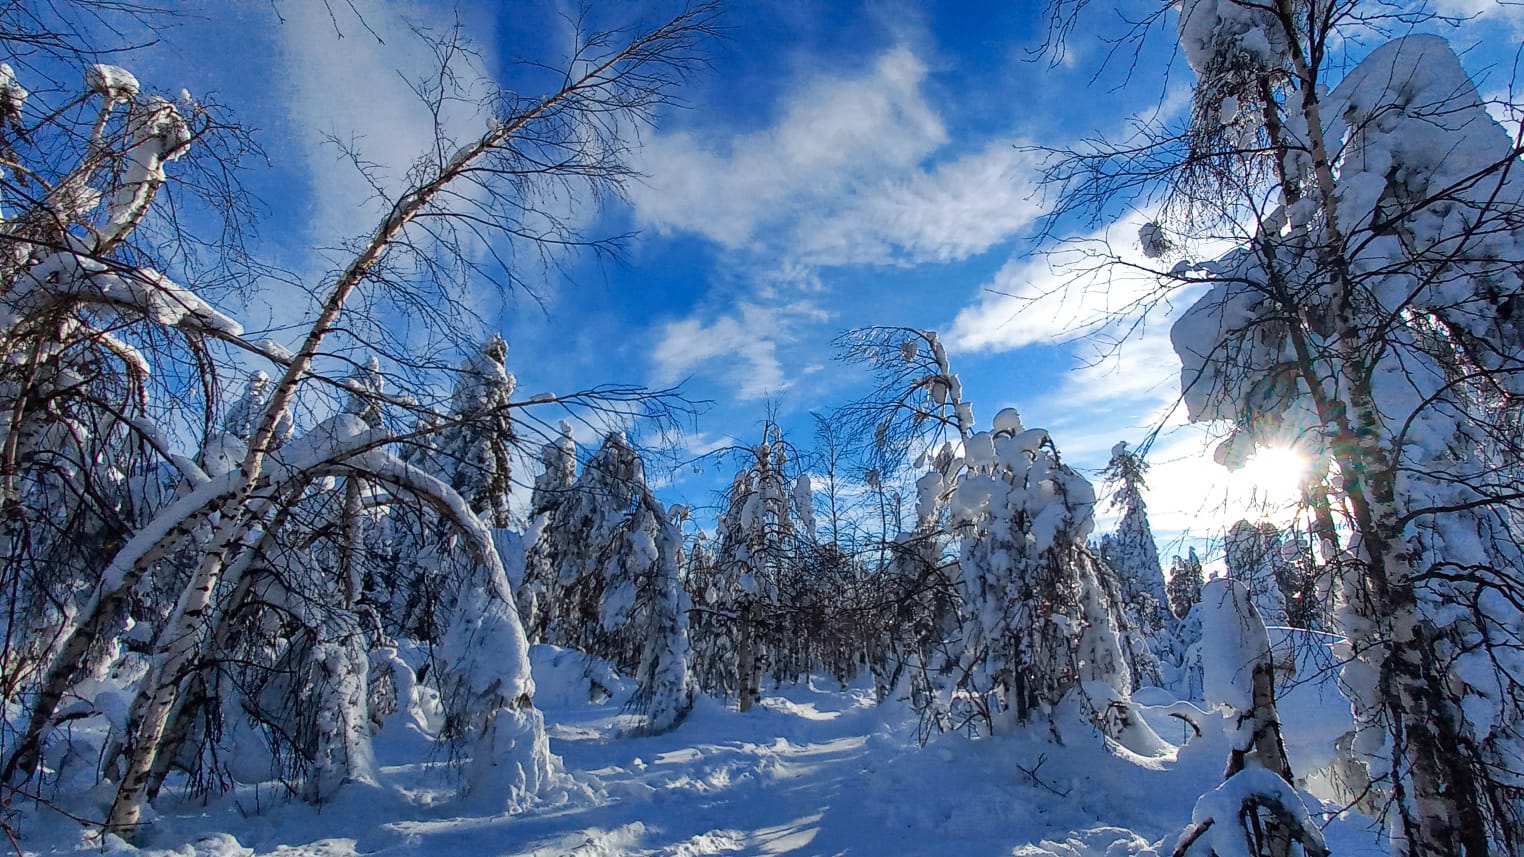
[525,431,641,653]
[612,499,694,734]
[223,370,292,446]
[1167,550,1208,699]
[1223,521,1288,628]
[1171,580,1325,857]
[517,421,577,639]
[522,431,693,730]
[946,408,1130,731]
[1045,0,1524,848]
[683,529,735,697]
[706,424,810,712]
[1167,549,1205,621]
[1100,443,1170,617]
[1099,441,1172,686]
[437,334,516,529]
[835,329,1133,735]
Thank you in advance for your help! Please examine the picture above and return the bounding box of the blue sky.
[120,0,1524,559]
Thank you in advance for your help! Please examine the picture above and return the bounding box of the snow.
[86,65,140,101]
[0,62,28,123]
[14,655,1387,857]
[1197,579,1269,715]
[4,251,243,336]
[1180,768,1326,857]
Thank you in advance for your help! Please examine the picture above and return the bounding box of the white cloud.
[630,45,1045,268]
[648,262,833,402]
[652,307,790,400]
[944,212,1172,353]
[1432,0,1524,26]
[796,142,1047,266]
[631,45,944,249]
[273,1,496,251]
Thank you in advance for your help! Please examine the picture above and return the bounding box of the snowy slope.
[18,647,1386,857]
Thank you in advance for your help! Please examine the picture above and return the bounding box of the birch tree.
[0,4,719,837]
[1043,1,1524,851]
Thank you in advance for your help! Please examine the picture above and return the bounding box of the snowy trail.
[30,651,1387,857]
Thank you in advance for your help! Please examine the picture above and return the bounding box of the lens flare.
[1229,446,1310,511]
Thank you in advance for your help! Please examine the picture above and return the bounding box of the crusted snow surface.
[15,647,1388,857]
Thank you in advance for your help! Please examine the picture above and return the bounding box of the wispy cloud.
[652,289,831,401]
[796,142,1047,266]
[653,308,789,400]
[944,212,1172,353]
[630,45,946,252]
[273,1,496,254]
[630,44,1045,269]
[631,40,1058,407]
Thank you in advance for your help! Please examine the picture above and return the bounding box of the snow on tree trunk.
[1169,30,1524,854]
[304,637,378,803]
[1175,579,1318,857]
[438,582,551,807]
[1199,580,1291,781]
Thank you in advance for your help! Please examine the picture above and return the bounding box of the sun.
[1227,446,1310,513]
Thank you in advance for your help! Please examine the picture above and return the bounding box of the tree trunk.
[737,600,760,712]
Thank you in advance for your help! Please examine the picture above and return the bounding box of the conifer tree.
[1167,549,1205,621]
[438,334,516,529]
[1099,441,1173,686]
[522,431,693,730]
[709,424,806,712]
[1223,521,1289,628]
[946,408,1130,731]
[517,421,577,640]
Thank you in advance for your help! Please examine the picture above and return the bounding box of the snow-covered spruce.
[437,334,517,529]
[522,431,693,733]
[518,421,578,641]
[701,424,812,711]
[1098,441,1172,687]
[942,408,1130,733]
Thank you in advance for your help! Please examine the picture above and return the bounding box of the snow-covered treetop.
[584,432,644,512]
[1177,0,1288,76]
[1176,0,1291,139]
[223,370,290,445]
[85,64,140,102]
[1197,577,1271,715]
[1102,441,1148,511]
[1171,34,1524,466]
[531,421,577,515]
[343,356,385,426]
[947,412,1099,551]
[451,333,516,416]
[0,63,27,126]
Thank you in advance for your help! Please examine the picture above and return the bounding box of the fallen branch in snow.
[1169,817,1213,857]
[1015,753,1071,798]
[1169,711,1203,738]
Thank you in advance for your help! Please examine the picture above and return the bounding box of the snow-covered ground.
[18,646,1387,857]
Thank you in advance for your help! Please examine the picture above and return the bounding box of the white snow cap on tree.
[1198,578,1271,716]
[948,411,1130,727]
[85,65,140,101]
[0,63,27,126]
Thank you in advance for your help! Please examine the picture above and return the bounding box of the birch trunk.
[1264,8,1485,851]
